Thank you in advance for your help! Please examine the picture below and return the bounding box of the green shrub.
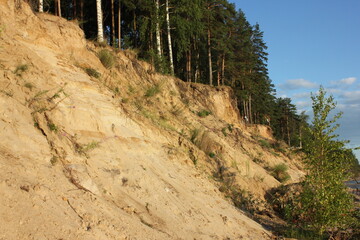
[197,109,211,118]
[85,67,101,78]
[271,163,291,182]
[221,127,227,136]
[259,139,271,149]
[50,156,58,165]
[145,84,160,97]
[190,128,201,144]
[24,82,34,90]
[98,49,115,69]
[82,141,99,152]
[121,98,129,103]
[14,64,28,76]
[208,152,216,158]
[48,123,58,132]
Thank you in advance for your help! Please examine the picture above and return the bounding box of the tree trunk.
[72,0,76,19]
[194,39,199,83]
[207,28,213,86]
[165,0,174,75]
[118,0,121,49]
[111,0,115,46]
[80,0,84,28]
[299,126,303,149]
[133,11,137,47]
[249,94,252,124]
[286,115,290,146]
[217,57,220,86]
[221,54,225,85]
[96,0,104,42]
[155,0,162,65]
[56,0,61,17]
[39,0,43,12]
[185,48,192,82]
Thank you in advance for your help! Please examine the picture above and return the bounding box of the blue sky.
[230,0,360,160]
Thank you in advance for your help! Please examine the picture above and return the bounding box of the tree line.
[25,1,351,151]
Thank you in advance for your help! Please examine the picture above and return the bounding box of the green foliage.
[144,84,161,97]
[221,127,227,136]
[221,124,234,136]
[82,141,100,152]
[14,64,28,76]
[271,163,291,183]
[299,87,354,234]
[188,149,198,166]
[98,49,115,69]
[50,156,58,166]
[24,82,34,90]
[190,128,201,144]
[258,139,271,149]
[197,109,211,118]
[208,152,216,158]
[48,123,58,132]
[85,67,101,78]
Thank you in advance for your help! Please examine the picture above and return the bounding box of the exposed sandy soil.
[0,1,304,239]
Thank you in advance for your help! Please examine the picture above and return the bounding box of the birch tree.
[299,87,354,233]
[155,0,162,66]
[165,0,174,75]
[96,0,104,42]
[39,0,43,12]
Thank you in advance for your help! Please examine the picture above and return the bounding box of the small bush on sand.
[271,163,291,183]
[14,64,28,76]
[98,49,115,69]
[85,67,101,78]
[197,109,211,118]
[145,84,161,97]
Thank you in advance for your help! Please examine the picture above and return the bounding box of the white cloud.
[325,88,342,94]
[340,91,360,104]
[338,77,356,85]
[295,100,312,109]
[293,92,311,99]
[280,79,318,90]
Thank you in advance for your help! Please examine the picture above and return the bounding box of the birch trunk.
[96,0,104,42]
[155,0,162,61]
[165,0,174,75]
[39,0,43,12]
[111,0,115,46]
[207,28,213,86]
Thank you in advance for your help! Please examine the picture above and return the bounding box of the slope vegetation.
[0,1,303,239]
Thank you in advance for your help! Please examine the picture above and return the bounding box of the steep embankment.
[0,1,303,239]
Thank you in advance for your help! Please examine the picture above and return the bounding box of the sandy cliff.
[0,1,304,239]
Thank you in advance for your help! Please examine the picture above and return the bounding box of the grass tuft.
[24,82,34,90]
[271,163,291,183]
[145,84,161,97]
[98,49,115,69]
[197,109,211,118]
[85,67,101,78]
[14,64,28,76]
